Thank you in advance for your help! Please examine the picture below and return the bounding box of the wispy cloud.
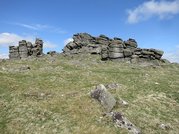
[14,23,49,30]
[163,46,179,63]
[11,23,67,34]
[0,32,57,49]
[127,0,179,24]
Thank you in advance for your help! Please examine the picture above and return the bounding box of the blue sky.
[0,0,179,62]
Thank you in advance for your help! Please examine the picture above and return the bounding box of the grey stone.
[66,42,78,50]
[159,124,170,130]
[134,51,141,55]
[9,46,20,59]
[131,55,139,59]
[141,50,155,56]
[154,54,162,60]
[47,51,57,56]
[96,37,110,46]
[109,52,124,59]
[73,33,96,45]
[19,41,28,59]
[118,99,129,106]
[62,46,71,53]
[131,59,138,64]
[105,83,120,90]
[112,112,141,134]
[90,47,101,54]
[99,34,110,40]
[114,37,123,41]
[150,49,164,56]
[101,53,108,60]
[101,48,109,60]
[9,38,44,59]
[108,47,123,53]
[91,84,116,112]
[109,43,124,48]
[123,49,133,57]
[61,33,166,66]
[124,39,138,48]
[110,39,123,45]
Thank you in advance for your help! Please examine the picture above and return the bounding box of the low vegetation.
[0,54,179,134]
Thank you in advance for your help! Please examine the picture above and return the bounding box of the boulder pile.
[63,33,165,64]
[9,38,43,59]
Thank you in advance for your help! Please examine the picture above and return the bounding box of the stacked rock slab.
[19,40,28,59]
[31,39,43,56]
[108,38,124,59]
[63,33,110,55]
[9,38,43,59]
[63,33,164,64]
[9,46,20,59]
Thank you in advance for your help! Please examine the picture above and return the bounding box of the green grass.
[0,54,179,134]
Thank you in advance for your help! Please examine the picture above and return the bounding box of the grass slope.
[0,54,179,134]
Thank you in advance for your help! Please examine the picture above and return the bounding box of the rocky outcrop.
[63,33,165,64]
[63,33,110,55]
[9,38,43,60]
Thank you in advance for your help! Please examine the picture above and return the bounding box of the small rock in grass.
[159,123,170,130]
[105,83,120,90]
[91,84,116,112]
[112,112,141,134]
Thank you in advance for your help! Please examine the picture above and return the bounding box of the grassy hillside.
[0,54,179,134]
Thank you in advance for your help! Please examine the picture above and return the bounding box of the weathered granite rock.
[91,84,116,112]
[62,33,165,65]
[124,49,133,57]
[9,38,44,59]
[90,84,141,134]
[112,112,141,134]
[105,83,120,90]
[150,49,164,60]
[27,42,33,55]
[19,40,28,59]
[124,38,138,48]
[96,34,111,46]
[108,42,124,59]
[101,47,109,60]
[159,123,170,130]
[63,33,109,55]
[9,46,20,59]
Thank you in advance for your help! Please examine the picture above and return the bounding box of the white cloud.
[0,32,57,48]
[64,38,74,45]
[0,33,33,46]
[163,46,179,63]
[127,0,179,24]
[0,53,8,59]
